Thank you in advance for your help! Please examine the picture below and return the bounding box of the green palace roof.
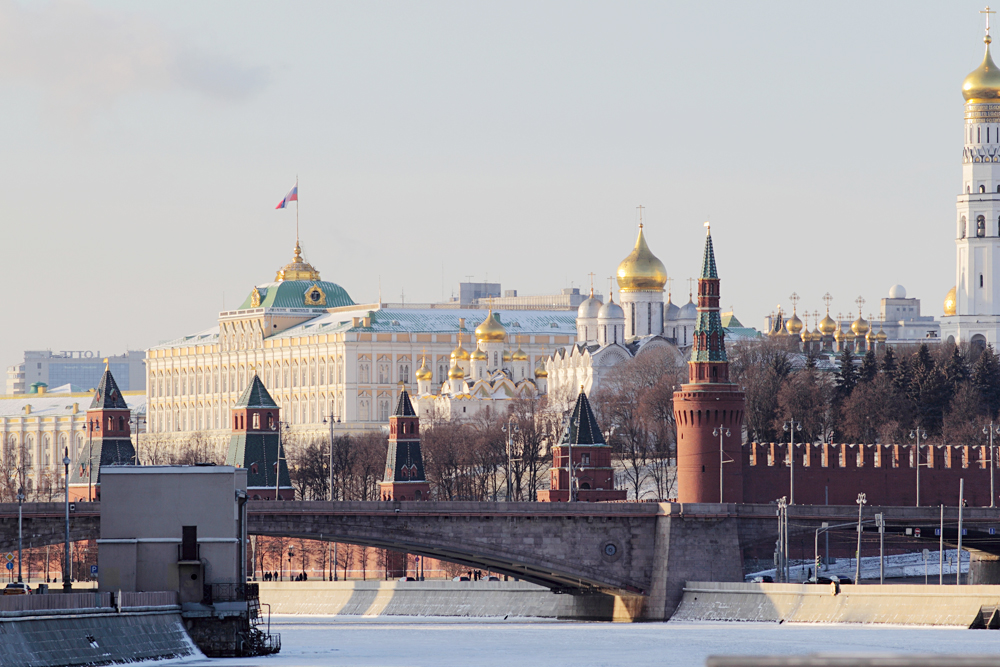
[237,280,355,310]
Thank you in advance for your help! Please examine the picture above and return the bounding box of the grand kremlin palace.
[144,244,578,448]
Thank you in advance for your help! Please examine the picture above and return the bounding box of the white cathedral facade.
[942,22,1000,348]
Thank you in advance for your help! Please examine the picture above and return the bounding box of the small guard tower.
[69,367,137,501]
[379,388,430,501]
[224,375,293,500]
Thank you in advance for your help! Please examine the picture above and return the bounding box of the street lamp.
[287,545,295,582]
[855,492,867,584]
[712,425,731,503]
[63,448,71,592]
[909,428,928,507]
[501,418,520,501]
[984,422,1000,508]
[16,487,24,583]
[322,413,341,502]
[783,420,802,504]
[776,496,788,582]
[131,412,145,465]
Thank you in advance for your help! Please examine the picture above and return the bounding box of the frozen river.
[163,616,1000,667]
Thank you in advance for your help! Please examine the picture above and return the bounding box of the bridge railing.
[0,592,111,613]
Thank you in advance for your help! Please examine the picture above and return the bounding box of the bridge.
[5,500,1000,620]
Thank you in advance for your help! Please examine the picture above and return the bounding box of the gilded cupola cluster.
[769,293,888,356]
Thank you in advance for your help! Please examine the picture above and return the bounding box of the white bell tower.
[943,10,1000,348]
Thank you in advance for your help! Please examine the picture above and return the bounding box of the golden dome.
[964,37,1000,103]
[502,349,512,362]
[416,358,433,381]
[448,362,465,380]
[534,365,548,378]
[851,314,869,336]
[616,225,667,292]
[944,286,957,316]
[785,311,804,335]
[475,310,507,342]
[819,312,837,336]
[866,325,878,343]
[512,345,528,361]
[471,347,487,361]
[876,327,888,343]
[451,338,470,362]
[275,241,321,282]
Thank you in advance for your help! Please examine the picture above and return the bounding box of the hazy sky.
[0,1,991,371]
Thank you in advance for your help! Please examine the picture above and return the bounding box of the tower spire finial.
[704,220,711,235]
[587,272,595,297]
[637,204,644,229]
[984,6,996,40]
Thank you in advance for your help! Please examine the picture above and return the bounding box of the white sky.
[0,1,990,370]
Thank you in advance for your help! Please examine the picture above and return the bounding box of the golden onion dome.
[866,326,878,343]
[876,328,888,343]
[616,224,667,292]
[810,327,821,342]
[512,345,528,361]
[448,362,465,380]
[275,241,321,282]
[851,314,870,336]
[964,36,1000,103]
[944,286,957,316]
[833,324,844,342]
[471,347,487,361]
[502,349,512,362]
[451,338,470,362]
[534,365,548,378]
[785,311,804,335]
[416,358,433,381]
[843,329,856,342]
[819,312,838,336]
[475,310,507,342]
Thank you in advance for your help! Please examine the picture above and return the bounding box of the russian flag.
[275,185,298,209]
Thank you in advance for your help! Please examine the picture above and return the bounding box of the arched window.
[980,184,987,193]
[978,215,986,237]
[962,215,967,238]
[252,413,260,429]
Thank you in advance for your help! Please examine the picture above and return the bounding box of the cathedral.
[942,18,1000,349]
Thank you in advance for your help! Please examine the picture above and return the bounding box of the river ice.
[161,616,1000,667]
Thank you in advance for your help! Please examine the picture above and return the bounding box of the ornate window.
[378,399,390,422]
[399,364,410,383]
[978,215,986,237]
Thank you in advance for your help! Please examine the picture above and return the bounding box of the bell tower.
[673,224,745,503]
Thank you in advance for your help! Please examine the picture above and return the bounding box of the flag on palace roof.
[275,184,298,209]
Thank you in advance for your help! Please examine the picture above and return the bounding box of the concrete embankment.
[258,580,643,621]
[0,592,198,666]
[672,581,1000,627]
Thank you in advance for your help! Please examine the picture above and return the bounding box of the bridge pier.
[968,551,1000,584]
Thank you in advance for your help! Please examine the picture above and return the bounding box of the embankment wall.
[672,581,1000,627]
[258,580,642,621]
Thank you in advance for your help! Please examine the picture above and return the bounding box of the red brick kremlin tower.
[69,367,137,501]
[224,375,294,500]
[538,388,627,502]
[673,224,745,503]
[379,388,430,501]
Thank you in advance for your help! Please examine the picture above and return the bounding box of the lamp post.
[775,496,788,582]
[855,492,867,584]
[783,420,802,505]
[909,427,927,507]
[288,545,295,582]
[323,413,340,502]
[501,418,520,501]
[874,513,885,585]
[131,412,145,465]
[275,421,290,501]
[713,425,730,503]
[984,422,1000,508]
[16,487,24,583]
[63,448,71,592]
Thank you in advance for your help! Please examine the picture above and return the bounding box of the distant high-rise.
[6,350,145,395]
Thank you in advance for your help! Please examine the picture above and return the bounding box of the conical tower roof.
[90,368,128,410]
[235,375,278,409]
[559,389,606,445]
[701,226,718,279]
[393,388,417,417]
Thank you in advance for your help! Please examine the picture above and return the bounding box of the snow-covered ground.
[748,548,969,582]
[159,616,1000,667]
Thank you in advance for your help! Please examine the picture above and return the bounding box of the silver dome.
[577,296,603,320]
[678,299,698,320]
[664,299,681,321]
[598,301,624,320]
